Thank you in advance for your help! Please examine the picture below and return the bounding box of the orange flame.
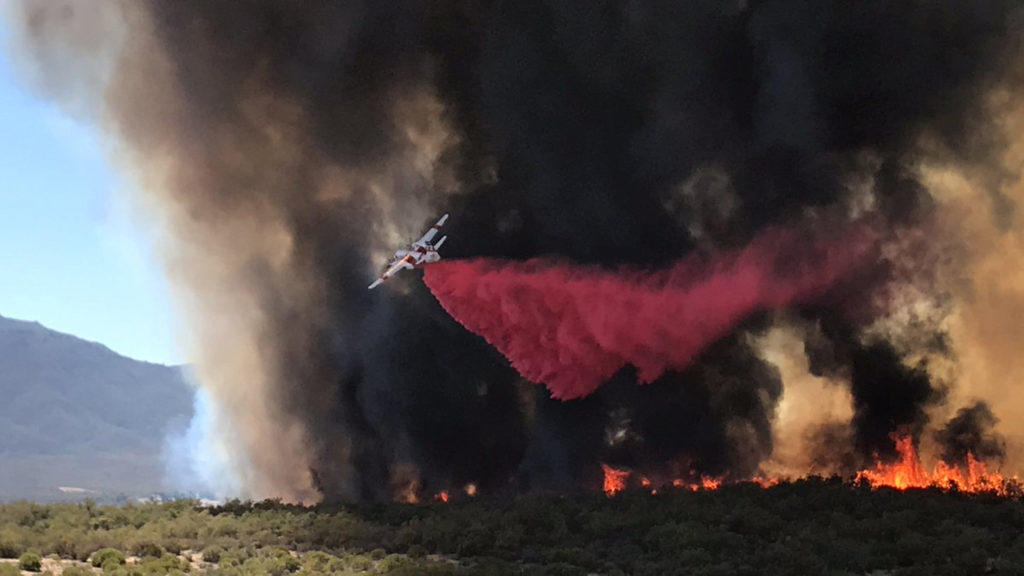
[464,483,478,497]
[601,463,630,497]
[669,476,723,492]
[856,435,1008,494]
[700,477,722,490]
[395,481,420,504]
[434,490,450,503]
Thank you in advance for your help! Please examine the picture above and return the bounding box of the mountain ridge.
[0,313,193,501]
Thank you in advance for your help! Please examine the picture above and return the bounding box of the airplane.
[368,213,449,289]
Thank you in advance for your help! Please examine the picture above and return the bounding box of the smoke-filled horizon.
[5,0,1024,502]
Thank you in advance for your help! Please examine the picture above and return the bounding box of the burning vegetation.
[597,433,1019,500]
[855,435,1011,495]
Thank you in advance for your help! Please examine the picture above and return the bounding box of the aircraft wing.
[417,213,449,245]
[368,254,415,289]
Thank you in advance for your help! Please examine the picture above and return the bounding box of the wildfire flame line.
[596,435,1016,499]
[410,436,1016,503]
[855,435,1009,495]
[602,464,725,497]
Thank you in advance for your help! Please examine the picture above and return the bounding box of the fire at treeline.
[416,431,1021,504]
[6,1,1024,504]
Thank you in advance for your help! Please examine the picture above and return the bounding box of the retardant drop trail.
[424,222,879,400]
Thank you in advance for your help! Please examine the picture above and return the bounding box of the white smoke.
[162,372,241,500]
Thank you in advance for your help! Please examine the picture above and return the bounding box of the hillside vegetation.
[1,478,1023,576]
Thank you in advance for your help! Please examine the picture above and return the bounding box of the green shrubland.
[0,478,1022,575]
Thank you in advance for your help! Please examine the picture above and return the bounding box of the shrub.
[0,532,22,559]
[299,551,330,572]
[264,557,297,576]
[266,548,298,570]
[162,542,183,557]
[104,562,132,576]
[377,554,413,572]
[130,543,164,559]
[19,551,42,572]
[92,549,126,568]
[52,537,83,560]
[134,555,187,576]
[406,545,427,559]
[347,556,372,572]
[217,550,247,568]
[369,549,387,561]
[201,547,224,564]
[0,547,18,561]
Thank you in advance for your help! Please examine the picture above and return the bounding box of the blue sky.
[0,24,182,365]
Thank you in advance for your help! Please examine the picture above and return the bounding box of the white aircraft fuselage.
[368,214,448,289]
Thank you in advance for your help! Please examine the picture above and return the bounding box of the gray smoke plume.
[936,401,1006,466]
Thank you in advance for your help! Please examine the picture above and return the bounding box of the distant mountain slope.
[0,314,193,501]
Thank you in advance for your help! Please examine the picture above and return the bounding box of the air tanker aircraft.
[368,214,448,289]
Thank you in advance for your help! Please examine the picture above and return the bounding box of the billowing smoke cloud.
[936,401,1006,467]
[802,318,946,464]
[5,0,1024,501]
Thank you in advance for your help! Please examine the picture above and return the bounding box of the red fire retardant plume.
[423,222,879,400]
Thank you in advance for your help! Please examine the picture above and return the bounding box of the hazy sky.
[0,23,182,365]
